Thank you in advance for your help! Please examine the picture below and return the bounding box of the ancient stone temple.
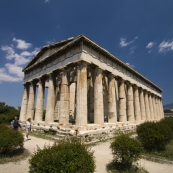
[19,35,164,140]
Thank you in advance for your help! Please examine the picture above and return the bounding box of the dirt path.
[1,136,173,173]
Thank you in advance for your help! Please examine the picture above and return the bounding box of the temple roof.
[23,34,162,92]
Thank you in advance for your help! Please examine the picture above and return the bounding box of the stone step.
[57,130,71,135]
[55,134,68,139]
[58,128,72,132]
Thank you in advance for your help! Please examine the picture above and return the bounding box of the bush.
[0,124,23,156]
[160,117,173,132]
[0,114,14,124]
[110,133,143,169]
[0,102,20,124]
[136,121,173,151]
[29,139,95,173]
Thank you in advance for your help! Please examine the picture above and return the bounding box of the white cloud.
[45,0,50,3]
[0,38,40,83]
[5,63,23,78]
[1,45,15,60]
[158,39,173,52]
[126,63,135,68]
[13,38,32,50]
[20,51,32,57]
[119,36,138,47]
[130,46,136,54]
[146,42,155,49]
[0,68,23,83]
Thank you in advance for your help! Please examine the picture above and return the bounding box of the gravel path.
[1,136,173,173]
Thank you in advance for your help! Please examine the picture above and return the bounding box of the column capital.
[138,87,144,92]
[95,66,104,72]
[125,81,132,86]
[132,84,138,89]
[118,78,125,83]
[108,73,115,79]
[77,60,88,66]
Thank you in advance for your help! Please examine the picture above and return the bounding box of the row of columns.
[20,61,164,126]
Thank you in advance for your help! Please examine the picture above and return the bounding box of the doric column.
[35,78,45,122]
[155,96,159,121]
[108,74,117,123]
[94,67,104,125]
[152,95,157,120]
[144,91,150,120]
[26,81,36,120]
[148,93,154,120]
[114,77,119,120]
[20,84,29,122]
[76,62,88,126]
[133,85,141,121]
[59,69,70,125]
[159,98,164,119]
[88,68,94,123]
[139,88,146,121]
[45,73,56,123]
[127,83,134,121]
[119,79,127,122]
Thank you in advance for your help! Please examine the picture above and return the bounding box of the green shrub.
[110,133,143,169]
[0,124,23,156]
[0,114,14,124]
[136,121,173,151]
[160,117,173,132]
[0,102,20,124]
[29,139,95,173]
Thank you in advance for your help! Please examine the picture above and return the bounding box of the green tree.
[29,139,95,173]
[0,124,23,156]
[136,121,173,151]
[110,133,143,169]
[0,102,20,124]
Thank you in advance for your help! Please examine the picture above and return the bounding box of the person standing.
[11,116,21,130]
[25,118,31,141]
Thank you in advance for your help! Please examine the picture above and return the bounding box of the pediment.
[23,37,76,70]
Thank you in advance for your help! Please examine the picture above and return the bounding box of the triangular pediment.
[23,36,77,71]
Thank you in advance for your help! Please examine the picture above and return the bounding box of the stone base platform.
[20,121,140,143]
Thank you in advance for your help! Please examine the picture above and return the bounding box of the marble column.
[20,84,28,122]
[26,81,36,120]
[127,83,134,121]
[148,93,154,120]
[139,88,146,121]
[152,95,157,120]
[35,78,45,122]
[119,79,127,122]
[88,68,94,123]
[159,98,164,119]
[59,69,70,125]
[76,62,88,126]
[133,85,141,121]
[114,77,119,120]
[155,96,159,120]
[144,91,150,121]
[45,73,56,123]
[108,74,117,123]
[94,67,104,125]
[54,83,60,121]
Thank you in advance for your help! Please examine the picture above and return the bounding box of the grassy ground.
[29,132,56,141]
[143,139,173,161]
[0,148,30,164]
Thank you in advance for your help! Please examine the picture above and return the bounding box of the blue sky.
[0,0,173,108]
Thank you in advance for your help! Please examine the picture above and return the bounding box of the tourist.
[25,118,31,141]
[11,116,21,130]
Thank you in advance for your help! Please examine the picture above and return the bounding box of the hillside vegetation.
[0,102,20,124]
